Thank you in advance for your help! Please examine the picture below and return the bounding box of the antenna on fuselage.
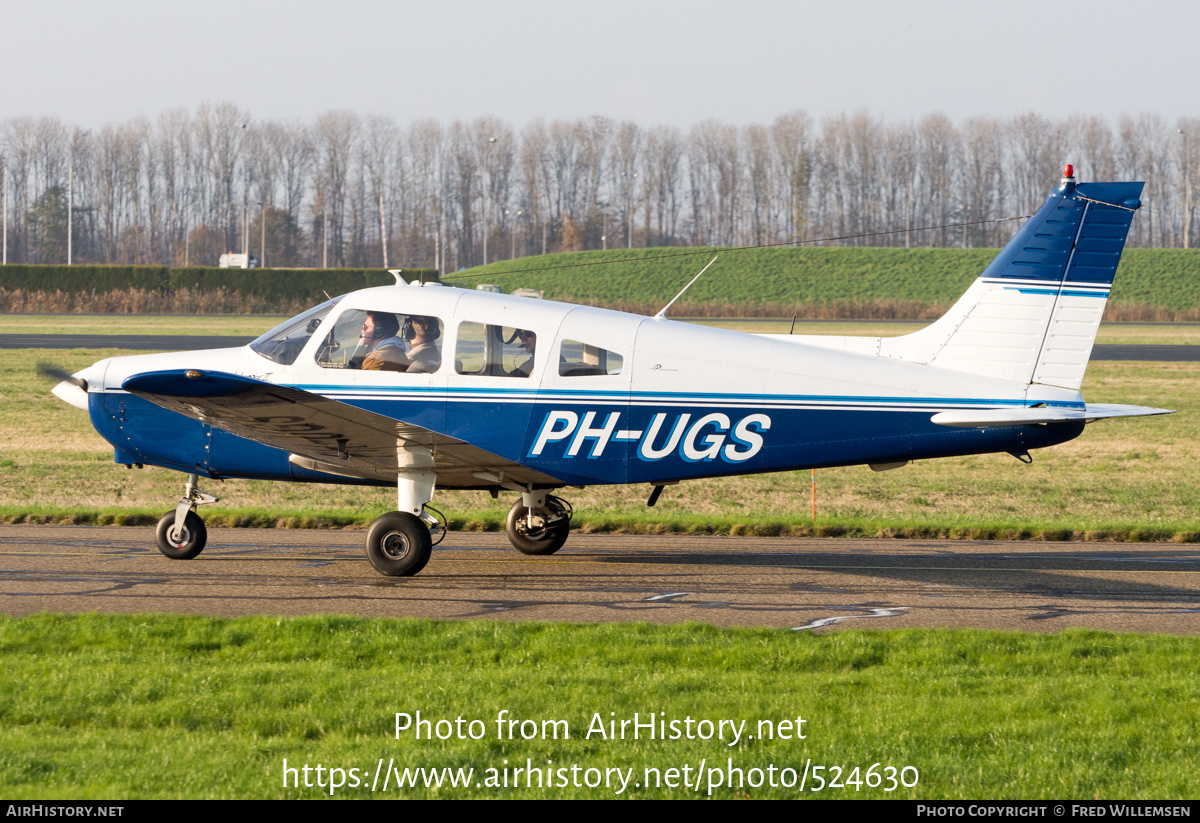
[388,269,405,286]
[654,255,718,320]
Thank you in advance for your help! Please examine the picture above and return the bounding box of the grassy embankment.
[2,325,1196,540]
[3,247,1200,319]
[1,614,1198,799]
[452,246,1200,320]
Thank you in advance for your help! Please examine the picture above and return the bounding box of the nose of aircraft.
[49,361,108,411]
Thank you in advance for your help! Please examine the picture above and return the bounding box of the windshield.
[249,296,343,365]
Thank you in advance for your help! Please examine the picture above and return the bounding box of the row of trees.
[3,104,1199,271]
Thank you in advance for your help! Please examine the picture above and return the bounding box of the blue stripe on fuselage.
[93,389,1084,487]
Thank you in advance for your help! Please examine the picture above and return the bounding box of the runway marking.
[642,592,692,601]
[792,608,908,632]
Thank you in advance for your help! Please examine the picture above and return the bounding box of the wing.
[930,403,1174,428]
[122,369,562,488]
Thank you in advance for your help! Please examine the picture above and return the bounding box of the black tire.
[505,498,570,555]
[155,510,207,560]
[366,512,433,576]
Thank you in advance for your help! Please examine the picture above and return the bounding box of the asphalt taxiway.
[3,525,1198,633]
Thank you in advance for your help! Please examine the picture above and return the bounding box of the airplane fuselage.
[79,286,1086,489]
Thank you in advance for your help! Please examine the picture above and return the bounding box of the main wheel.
[366,512,433,576]
[155,510,207,560]
[505,498,570,555]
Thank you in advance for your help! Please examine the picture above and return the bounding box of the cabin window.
[559,340,624,376]
[455,322,535,378]
[249,296,341,365]
[315,308,443,373]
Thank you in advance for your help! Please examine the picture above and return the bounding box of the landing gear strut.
[506,493,572,555]
[365,443,442,577]
[155,473,218,560]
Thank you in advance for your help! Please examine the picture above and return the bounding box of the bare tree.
[313,110,359,266]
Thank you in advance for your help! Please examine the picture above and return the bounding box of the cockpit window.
[315,308,444,373]
[249,297,342,365]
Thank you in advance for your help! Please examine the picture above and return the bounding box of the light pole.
[622,171,638,248]
[483,136,496,265]
[258,201,266,268]
[1181,128,1193,250]
[379,192,388,268]
[506,209,523,259]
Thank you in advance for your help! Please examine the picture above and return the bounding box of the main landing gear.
[506,494,572,555]
[364,487,572,576]
[365,511,443,576]
[154,473,218,560]
[151,459,575,577]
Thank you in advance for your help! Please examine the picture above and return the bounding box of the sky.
[3,0,1197,130]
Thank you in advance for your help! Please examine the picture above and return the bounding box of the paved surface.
[4,334,1198,360]
[3,525,1199,633]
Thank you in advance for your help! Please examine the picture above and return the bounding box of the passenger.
[400,315,442,373]
[509,329,536,377]
[358,312,408,371]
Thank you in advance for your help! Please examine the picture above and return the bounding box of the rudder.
[878,169,1143,389]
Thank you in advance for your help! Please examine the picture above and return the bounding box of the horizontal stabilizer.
[931,404,1174,428]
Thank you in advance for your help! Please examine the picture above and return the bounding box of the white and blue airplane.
[51,167,1171,576]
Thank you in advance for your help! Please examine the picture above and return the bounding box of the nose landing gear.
[155,474,219,560]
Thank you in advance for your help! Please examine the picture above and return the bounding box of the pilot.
[398,315,442,373]
[509,329,536,377]
[357,312,407,371]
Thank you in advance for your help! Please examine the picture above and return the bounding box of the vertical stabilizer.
[878,170,1143,389]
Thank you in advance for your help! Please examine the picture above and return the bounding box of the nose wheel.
[155,510,207,559]
[154,473,218,560]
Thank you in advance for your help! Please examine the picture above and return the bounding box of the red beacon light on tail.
[1063,163,1075,180]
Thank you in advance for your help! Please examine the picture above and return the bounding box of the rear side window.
[455,322,536,378]
[559,340,623,376]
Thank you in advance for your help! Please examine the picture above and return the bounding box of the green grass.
[6,312,1199,343]
[3,346,1197,539]
[1,614,1198,799]
[449,247,1200,318]
[0,314,286,336]
[6,248,1200,319]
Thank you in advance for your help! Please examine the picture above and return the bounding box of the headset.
[403,315,441,341]
[364,312,400,340]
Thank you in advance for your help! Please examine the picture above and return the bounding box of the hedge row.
[0,265,439,302]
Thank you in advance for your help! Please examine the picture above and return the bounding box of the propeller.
[36,361,87,391]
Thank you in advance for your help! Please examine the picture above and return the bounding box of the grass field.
[3,314,1198,802]
[2,614,1198,799]
[0,314,288,336]
[449,247,1200,319]
[5,247,1200,320]
[2,343,1195,540]
[5,313,1200,343]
